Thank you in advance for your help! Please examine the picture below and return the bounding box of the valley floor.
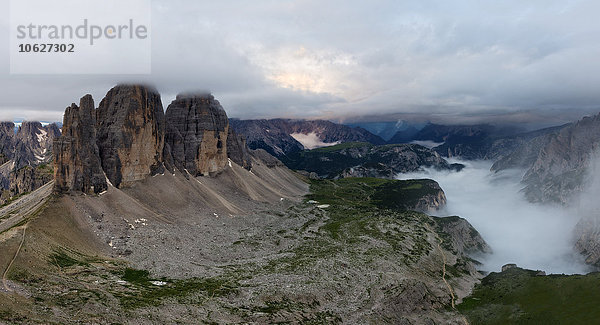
[0,164,482,324]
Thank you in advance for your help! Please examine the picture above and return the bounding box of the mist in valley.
[397,160,590,275]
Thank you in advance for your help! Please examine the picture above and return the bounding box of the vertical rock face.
[13,121,61,169]
[53,95,107,194]
[227,128,251,170]
[53,85,255,193]
[433,216,492,256]
[574,217,600,267]
[0,121,60,168]
[0,121,61,204]
[96,85,165,187]
[9,164,54,196]
[520,113,600,204]
[164,94,229,176]
[0,122,15,164]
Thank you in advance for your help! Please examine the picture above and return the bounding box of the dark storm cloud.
[1,0,599,125]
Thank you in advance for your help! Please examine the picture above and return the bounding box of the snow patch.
[104,173,114,187]
[36,129,47,143]
[317,204,330,209]
[290,132,340,150]
[150,281,167,286]
[228,158,233,168]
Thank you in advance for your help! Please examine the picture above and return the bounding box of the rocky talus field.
[0,168,492,324]
[0,84,492,324]
[2,84,600,324]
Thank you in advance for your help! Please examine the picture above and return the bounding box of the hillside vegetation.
[458,267,600,324]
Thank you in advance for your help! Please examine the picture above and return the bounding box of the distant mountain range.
[229,118,386,157]
[0,121,61,205]
[0,85,492,323]
[345,120,427,142]
[2,85,600,323]
[230,118,566,162]
[281,142,463,179]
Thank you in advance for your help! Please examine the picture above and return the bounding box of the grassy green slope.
[458,267,600,324]
[307,177,441,211]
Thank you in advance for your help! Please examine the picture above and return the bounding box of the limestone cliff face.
[0,122,15,163]
[226,128,251,170]
[13,121,60,169]
[414,187,447,213]
[96,85,165,187]
[9,164,53,196]
[519,114,600,204]
[433,216,492,256]
[0,121,60,169]
[0,121,61,204]
[53,95,107,194]
[53,86,255,193]
[488,113,600,268]
[164,94,229,176]
[574,217,600,267]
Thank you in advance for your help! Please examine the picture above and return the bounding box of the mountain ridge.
[54,84,256,194]
[229,118,386,157]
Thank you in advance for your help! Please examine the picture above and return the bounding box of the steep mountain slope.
[388,123,566,161]
[281,142,463,179]
[388,123,506,158]
[519,115,600,204]
[164,94,230,176]
[53,95,107,194]
[492,114,600,204]
[345,120,426,142]
[96,85,166,188]
[489,124,568,172]
[385,125,421,143]
[54,84,253,193]
[0,173,487,324]
[0,122,14,164]
[0,122,60,205]
[490,112,600,268]
[229,118,385,157]
[0,84,490,324]
[459,267,600,324]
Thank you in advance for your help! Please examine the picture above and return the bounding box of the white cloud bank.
[398,160,590,274]
[1,0,600,124]
[290,132,340,150]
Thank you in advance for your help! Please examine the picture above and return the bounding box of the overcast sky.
[1,0,599,126]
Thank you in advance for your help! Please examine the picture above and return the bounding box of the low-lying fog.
[397,160,589,275]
